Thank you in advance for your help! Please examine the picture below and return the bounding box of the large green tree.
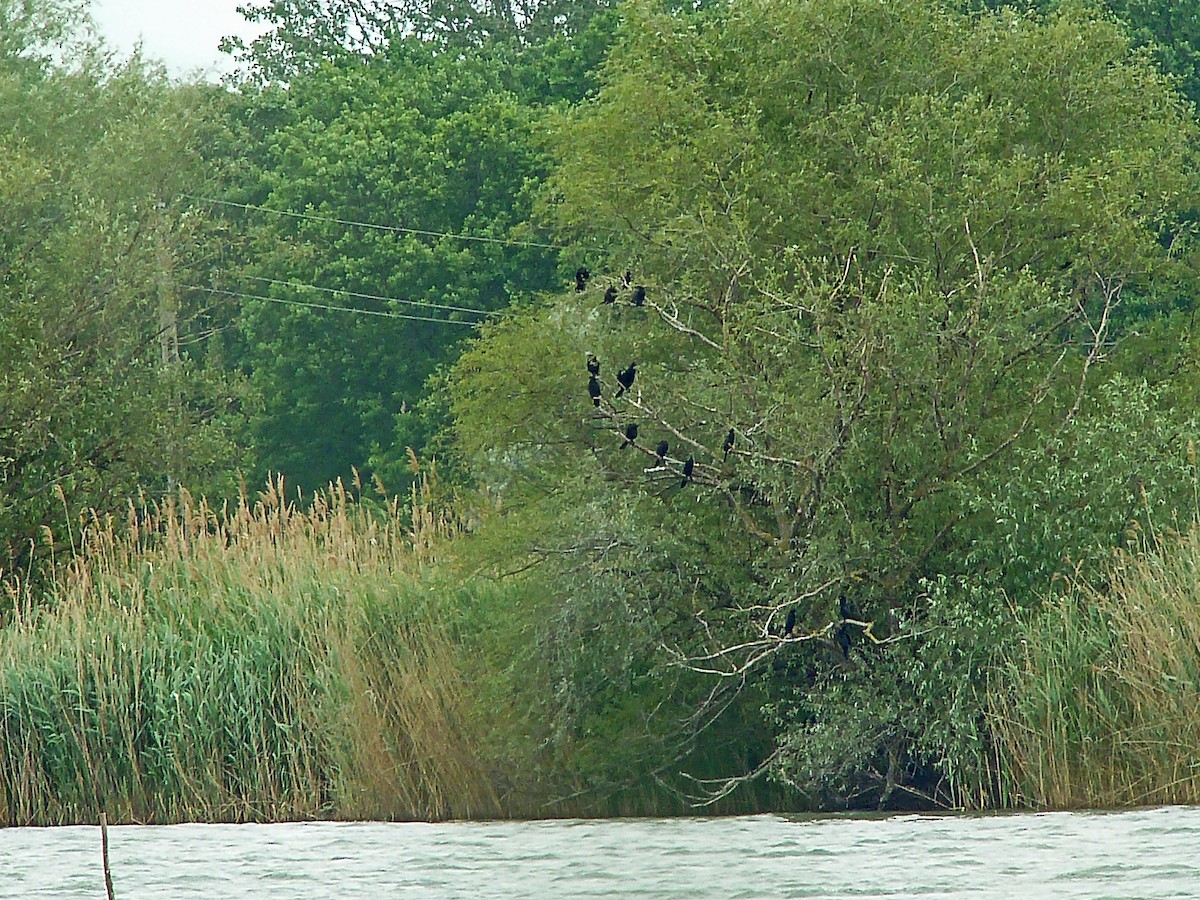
[0,4,245,582]
[450,0,1200,809]
[226,0,616,83]
[217,3,623,494]
[965,0,1200,107]
[219,42,561,493]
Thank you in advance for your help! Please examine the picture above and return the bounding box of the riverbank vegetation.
[0,474,785,823]
[993,515,1200,809]
[0,476,501,824]
[2,0,1200,823]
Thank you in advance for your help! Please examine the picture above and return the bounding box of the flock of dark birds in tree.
[579,267,644,309]
[577,268,737,490]
[778,595,860,661]
[577,267,860,662]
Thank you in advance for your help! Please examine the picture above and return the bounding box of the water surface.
[3,806,1198,898]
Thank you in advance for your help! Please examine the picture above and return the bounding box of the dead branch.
[680,745,785,807]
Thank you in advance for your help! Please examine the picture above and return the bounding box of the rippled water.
[3,807,1199,898]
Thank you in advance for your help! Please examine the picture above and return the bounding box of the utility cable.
[182,194,568,251]
[243,275,493,317]
[185,285,482,327]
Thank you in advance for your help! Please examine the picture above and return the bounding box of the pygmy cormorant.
[835,622,851,659]
[839,594,860,622]
[615,363,637,398]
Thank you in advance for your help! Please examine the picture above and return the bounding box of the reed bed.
[0,475,503,825]
[990,523,1200,809]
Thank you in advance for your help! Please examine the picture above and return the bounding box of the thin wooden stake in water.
[100,812,115,900]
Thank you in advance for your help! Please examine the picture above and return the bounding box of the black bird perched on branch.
[632,285,646,307]
[839,594,860,622]
[655,440,668,465]
[621,269,632,288]
[620,423,638,449]
[587,354,600,376]
[783,607,796,638]
[575,267,590,292]
[835,595,858,659]
[588,374,601,407]
[835,622,852,659]
[722,428,735,461]
[615,363,637,398]
[602,286,617,305]
[681,455,694,487]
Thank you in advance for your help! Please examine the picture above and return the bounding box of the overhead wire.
[243,275,493,317]
[179,192,570,325]
[182,193,569,251]
[186,285,482,327]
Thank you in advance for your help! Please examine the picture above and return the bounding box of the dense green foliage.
[451,0,1200,807]
[0,2,245,580]
[2,0,1200,821]
[966,0,1200,106]
[223,50,556,492]
[215,3,621,493]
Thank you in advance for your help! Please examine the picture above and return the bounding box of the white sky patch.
[90,0,270,79]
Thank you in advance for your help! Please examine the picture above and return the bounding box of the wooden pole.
[156,209,180,493]
[100,812,115,900]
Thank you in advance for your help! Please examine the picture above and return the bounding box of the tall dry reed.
[0,472,502,825]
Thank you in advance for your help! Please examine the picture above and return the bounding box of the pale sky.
[90,0,270,78]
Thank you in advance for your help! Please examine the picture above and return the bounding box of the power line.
[244,275,492,317]
[183,194,568,251]
[186,285,481,327]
